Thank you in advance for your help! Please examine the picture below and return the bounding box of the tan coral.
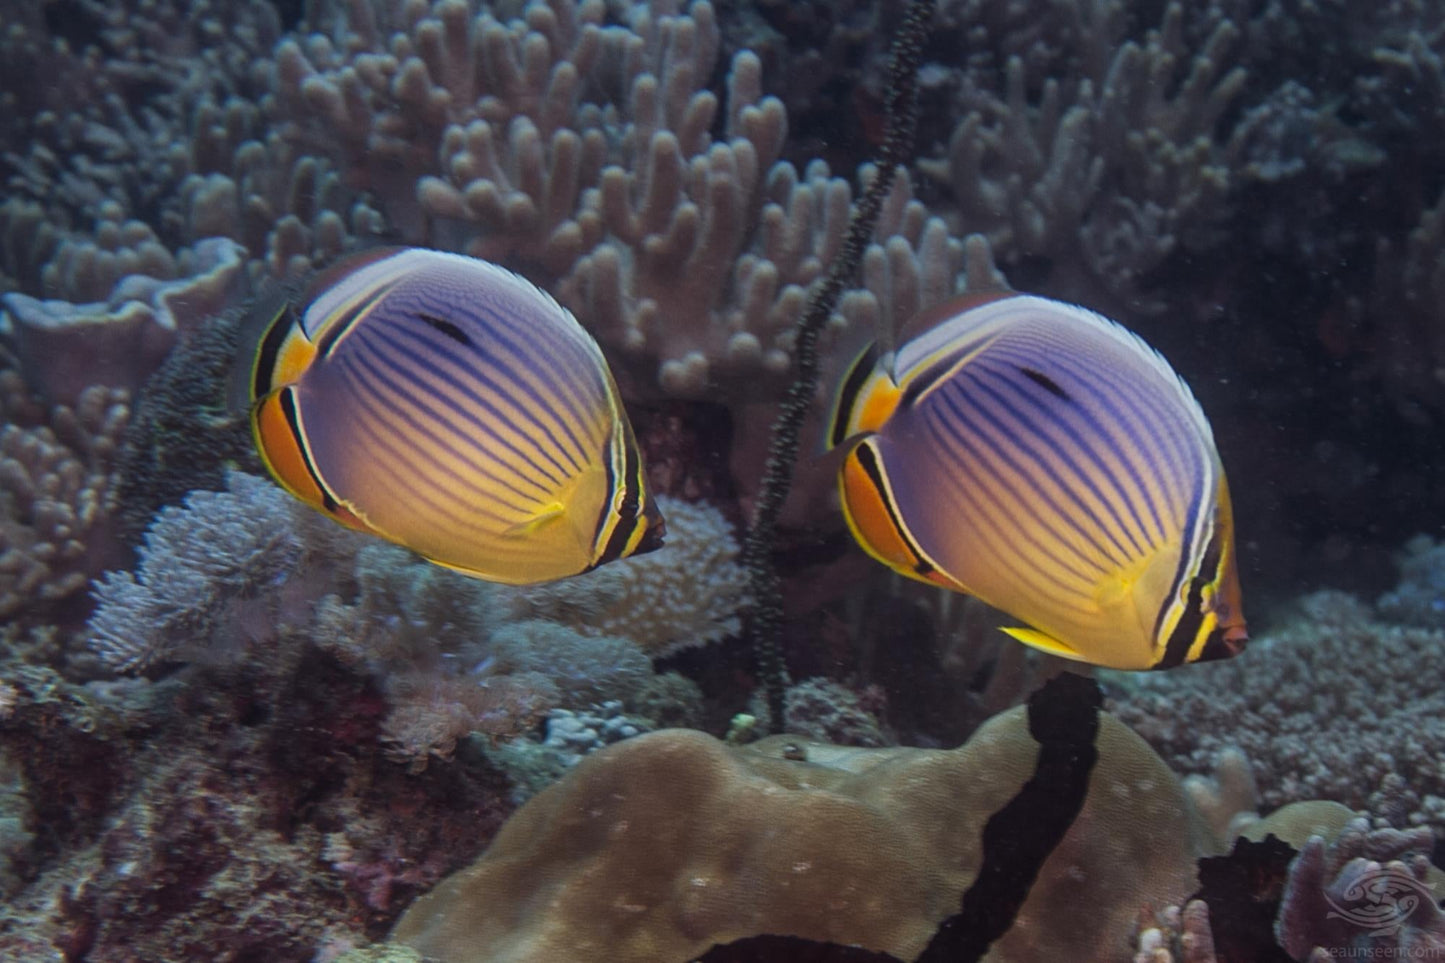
[391,710,1213,962]
[0,384,130,618]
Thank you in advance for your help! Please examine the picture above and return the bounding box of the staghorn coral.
[1108,588,1445,834]
[0,381,130,623]
[389,709,1215,963]
[0,0,283,291]
[922,0,1248,306]
[269,0,962,398]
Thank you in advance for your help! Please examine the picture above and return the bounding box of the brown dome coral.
[390,700,1217,962]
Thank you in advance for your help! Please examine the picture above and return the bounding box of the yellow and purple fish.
[827,291,1247,670]
[246,247,664,584]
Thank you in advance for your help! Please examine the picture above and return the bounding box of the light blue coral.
[1377,535,1445,628]
[86,471,304,672]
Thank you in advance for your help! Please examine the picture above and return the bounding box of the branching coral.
[922,0,1247,304]
[0,381,130,621]
[1275,815,1445,958]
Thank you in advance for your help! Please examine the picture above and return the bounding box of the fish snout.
[1197,624,1248,662]
[636,508,667,555]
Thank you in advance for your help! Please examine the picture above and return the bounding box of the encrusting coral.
[389,707,1215,963]
[1108,588,1445,834]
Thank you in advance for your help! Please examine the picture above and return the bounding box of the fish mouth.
[1197,625,1248,662]
[636,510,667,555]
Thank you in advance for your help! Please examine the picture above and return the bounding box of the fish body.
[248,247,663,584]
[828,291,1246,670]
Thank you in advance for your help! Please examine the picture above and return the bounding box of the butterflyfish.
[246,247,664,584]
[827,291,1247,670]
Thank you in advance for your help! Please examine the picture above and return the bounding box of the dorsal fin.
[896,289,1015,347]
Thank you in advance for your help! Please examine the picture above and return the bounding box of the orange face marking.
[839,441,927,580]
[252,389,325,509]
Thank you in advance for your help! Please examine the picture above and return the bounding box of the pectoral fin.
[508,502,566,536]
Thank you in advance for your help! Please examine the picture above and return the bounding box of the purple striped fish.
[247,247,664,584]
[827,291,1247,670]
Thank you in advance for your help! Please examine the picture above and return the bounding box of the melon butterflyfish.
[246,247,664,585]
[827,291,1247,671]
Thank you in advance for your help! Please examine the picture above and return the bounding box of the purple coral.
[1276,817,1445,958]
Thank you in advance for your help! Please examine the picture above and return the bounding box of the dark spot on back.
[1020,367,1069,400]
[418,313,472,346]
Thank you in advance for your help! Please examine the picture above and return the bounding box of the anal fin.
[999,626,1087,661]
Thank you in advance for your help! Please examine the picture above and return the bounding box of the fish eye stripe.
[853,442,934,575]
[313,282,398,359]
[830,344,882,447]
[1150,480,1210,649]
[1156,509,1221,669]
[278,387,339,514]
[252,303,297,398]
[595,423,646,567]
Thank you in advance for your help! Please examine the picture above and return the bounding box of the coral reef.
[1108,590,1445,833]
[0,645,513,959]
[389,707,1214,962]
[0,379,131,624]
[1275,815,1445,958]
[494,494,750,657]
[1377,534,1445,628]
[922,1,1247,307]
[5,0,1445,959]
[749,676,893,747]
[85,471,306,672]
[0,235,247,406]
